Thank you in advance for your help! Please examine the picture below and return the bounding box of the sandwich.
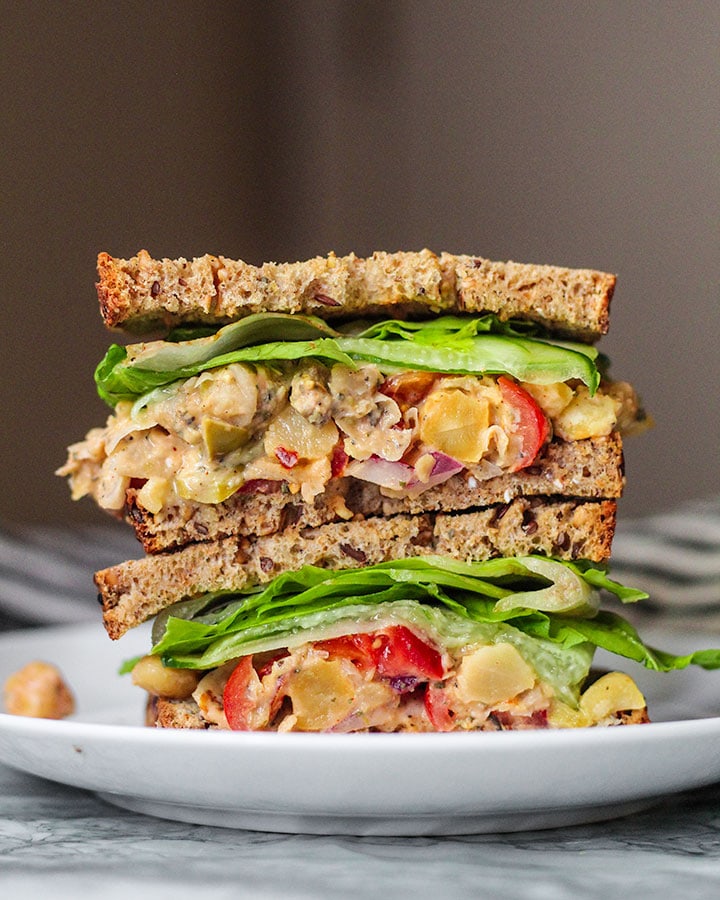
[59,249,717,733]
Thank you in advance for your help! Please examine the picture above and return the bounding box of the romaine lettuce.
[95,313,601,407]
[125,555,720,705]
[141,560,622,649]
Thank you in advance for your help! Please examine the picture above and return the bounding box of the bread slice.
[97,498,617,639]
[124,434,624,554]
[97,249,615,341]
[149,696,212,730]
[450,254,613,341]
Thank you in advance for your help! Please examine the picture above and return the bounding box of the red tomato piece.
[274,447,299,469]
[222,656,255,731]
[497,376,550,471]
[314,633,378,671]
[424,683,455,731]
[374,626,445,680]
[317,627,444,680]
[255,650,290,679]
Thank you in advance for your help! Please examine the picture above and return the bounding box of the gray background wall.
[2,1,718,527]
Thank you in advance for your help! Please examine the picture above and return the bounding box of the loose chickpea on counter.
[3,661,75,719]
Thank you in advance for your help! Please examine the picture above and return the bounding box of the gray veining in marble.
[3,763,720,899]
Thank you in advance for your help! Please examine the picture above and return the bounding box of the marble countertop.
[3,760,720,898]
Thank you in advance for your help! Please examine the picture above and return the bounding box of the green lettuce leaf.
[130,556,720,705]
[95,313,601,407]
[147,554,720,670]
[354,315,543,341]
[154,598,595,705]
[355,315,598,361]
[146,557,631,663]
[96,338,355,406]
[334,334,598,387]
[543,613,720,673]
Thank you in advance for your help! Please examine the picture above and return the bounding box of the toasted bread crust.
[150,697,214,729]
[450,254,613,339]
[97,250,218,332]
[97,249,614,341]
[97,498,616,639]
[124,434,625,554]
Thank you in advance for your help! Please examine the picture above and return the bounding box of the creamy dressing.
[192,640,551,733]
[59,361,640,511]
[185,635,645,733]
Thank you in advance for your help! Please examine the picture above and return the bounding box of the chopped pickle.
[418,389,491,463]
[455,643,536,705]
[201,417,251,458]
[175,468,244,504]
[135,476,170,514]
[547,698,592,728]
[579,672,646,722]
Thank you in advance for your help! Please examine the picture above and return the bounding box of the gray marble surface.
[3,761,720,898]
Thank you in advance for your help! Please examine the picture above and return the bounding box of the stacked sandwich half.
[60,248,683,733]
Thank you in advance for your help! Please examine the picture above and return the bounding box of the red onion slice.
[345,451,464,495]
[345,457,416,491]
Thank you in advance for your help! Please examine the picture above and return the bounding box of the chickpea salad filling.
[127,556,720,733]
[58,313,647,512]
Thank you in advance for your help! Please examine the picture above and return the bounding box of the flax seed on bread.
[125,434,625,553]
[97,249,614,341]
[96,498,616,640]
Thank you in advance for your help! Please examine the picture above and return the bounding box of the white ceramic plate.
[1,623,720,836]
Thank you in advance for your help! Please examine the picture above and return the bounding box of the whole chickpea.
[3,661,75,719]
[131,655,200,699]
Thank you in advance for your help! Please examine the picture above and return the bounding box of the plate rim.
[3,620,720,742]
[3,621,720,834]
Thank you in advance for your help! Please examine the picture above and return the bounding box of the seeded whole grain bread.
[125,434,625,554]
[147,694,649,731]
[150,697,211,730]
[96,498,617,640]
[97,249,614,341]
